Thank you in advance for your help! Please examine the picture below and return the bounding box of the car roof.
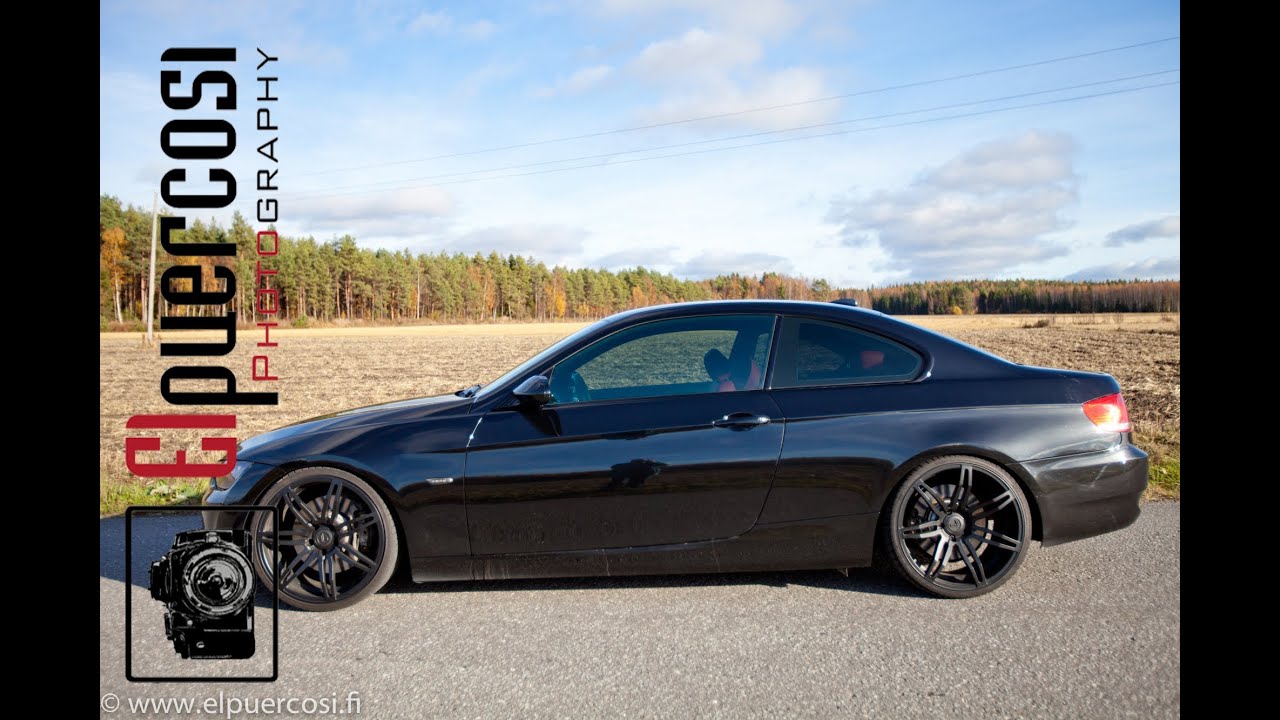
[604,299,887,324]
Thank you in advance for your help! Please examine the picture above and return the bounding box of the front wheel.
[879,455,1032,598]
[251,467,399,611]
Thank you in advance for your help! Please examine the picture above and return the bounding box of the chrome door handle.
[712,413,771,428]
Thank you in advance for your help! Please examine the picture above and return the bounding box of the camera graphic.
[150,529,256,659]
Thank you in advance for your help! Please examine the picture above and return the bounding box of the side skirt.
[409,512,878,583]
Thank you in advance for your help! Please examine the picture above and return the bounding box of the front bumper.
[1014,443,1149,546]
[201,460,279,531]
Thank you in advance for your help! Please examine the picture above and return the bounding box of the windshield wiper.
[455,384,482,398]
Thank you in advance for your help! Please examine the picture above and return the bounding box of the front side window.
[773,317,922,388]
[548,315,775,405]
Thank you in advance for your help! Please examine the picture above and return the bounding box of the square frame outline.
[124,504,279,683]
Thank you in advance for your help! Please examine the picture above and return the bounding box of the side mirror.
[512,375,553,406]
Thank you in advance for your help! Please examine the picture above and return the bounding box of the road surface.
[100,502,1179,718]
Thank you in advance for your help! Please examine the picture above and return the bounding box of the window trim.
[769,315,930,390]
[544,313,781,407]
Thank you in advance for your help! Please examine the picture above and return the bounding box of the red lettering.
[257,321,278,347]
[256,230,278,255]
[252,355,278,381]
[125,414,237,477]
[256,287,278,314]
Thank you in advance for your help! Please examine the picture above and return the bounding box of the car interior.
[548,316,773,404]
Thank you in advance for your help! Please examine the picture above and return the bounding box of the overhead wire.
[279,69,1179,200]
[296,36,1180,177]
[267,80,1179,204]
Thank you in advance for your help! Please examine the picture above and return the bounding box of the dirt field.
[100,314,1180,512]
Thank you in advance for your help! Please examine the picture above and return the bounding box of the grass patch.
[1135,423,1180,500]
[100,470,207,516]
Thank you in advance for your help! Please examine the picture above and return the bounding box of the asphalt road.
[100,503,1179,719]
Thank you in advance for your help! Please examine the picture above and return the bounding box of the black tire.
[878,455,1032,599]
[251,466,399,611]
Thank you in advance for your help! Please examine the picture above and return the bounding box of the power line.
[282,69,1178,200]
[298,35,1180,178]
[275,80,1178,204]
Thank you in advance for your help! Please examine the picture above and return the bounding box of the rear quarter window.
[773,317,923,388]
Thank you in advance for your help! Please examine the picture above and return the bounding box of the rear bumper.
[1014,443,1148,547]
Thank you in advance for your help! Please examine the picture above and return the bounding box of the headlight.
[212,461,254,491]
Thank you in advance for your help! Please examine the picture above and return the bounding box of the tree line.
[100,195,1180,326]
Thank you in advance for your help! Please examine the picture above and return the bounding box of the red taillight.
[1083,393,1131,433]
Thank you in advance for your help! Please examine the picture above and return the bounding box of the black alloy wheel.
[251,467,399,611]
[881,455,1031,598]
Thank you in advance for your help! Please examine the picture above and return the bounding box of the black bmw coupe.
[204,300,1147,610]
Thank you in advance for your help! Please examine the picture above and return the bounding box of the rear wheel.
[251,467,399,611]
[880,455,1031,598]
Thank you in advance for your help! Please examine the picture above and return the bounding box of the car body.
[204,300,1147,609]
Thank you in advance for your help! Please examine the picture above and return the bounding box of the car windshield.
[472,319,611,399]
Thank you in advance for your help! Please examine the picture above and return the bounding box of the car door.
[464,314,784,555]
[762,315,928,523]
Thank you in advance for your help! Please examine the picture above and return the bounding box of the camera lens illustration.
[150,529,256,659]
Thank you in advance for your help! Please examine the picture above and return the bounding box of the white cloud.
[442,224,590,264]
[295,189,453,220]
[1064,257,1180,281]
[1105,215,1180,246]
[826,131,1078,279]
[674,251,793,279]
[407,10,450,34]
[596,1,834,132]
[462,19,497,40]
[406,11,496,39]
[635,66,831,130]
[597,0,801,37]
[291,188,454,239]
[930,132,1077,193]
[454,61,520,100]
[632,28,760,82]
[533,65,614,98]
[590,247,679,270]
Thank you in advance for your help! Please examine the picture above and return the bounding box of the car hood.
[238,393,473,459]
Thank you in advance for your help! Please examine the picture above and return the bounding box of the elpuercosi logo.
[125,48,281,479]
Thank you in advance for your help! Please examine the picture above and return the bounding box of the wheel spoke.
[955,537,987,586]
[258,529,310,547]
[338,495,356,520]
[337,540,378,574]
[282,487,319,526]
[901,518,943,539]
[970,490,1013,519]
[337,511,379,536]
[322,478,345,520]
[319,553,340,600]
[953,464,973,508]
[278,549,320,588]
[924,537,951,578]
[969,525,1021,551]
[914,482,950,515]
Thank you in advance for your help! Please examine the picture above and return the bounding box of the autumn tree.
[101,226,127,323]
[101,200,1181,327]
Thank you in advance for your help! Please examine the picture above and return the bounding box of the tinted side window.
[773,317,922,388]
[549,315,776,404]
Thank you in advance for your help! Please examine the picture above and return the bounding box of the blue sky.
[100,0,1180,287]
